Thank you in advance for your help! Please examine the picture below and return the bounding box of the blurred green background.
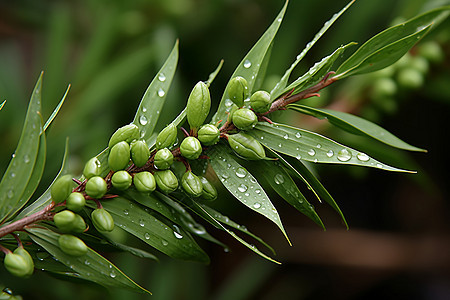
[1,0,450,299]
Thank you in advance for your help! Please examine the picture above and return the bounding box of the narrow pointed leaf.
[248,122,414,172]
[271,0,355,98]
[43,84,70,132]
[99,197,209,263]
[0,73,43,222]
[27,227,150,293]
[190,201,280,264]
[106,239,159,261]
[133,40,178,140]
[257,160,325,229]
[212,1,288,123]
[336,6,450,77]
[0,100,5,111]
[208,144,291,245]
[289,104,426,152]
[206,59,224,87]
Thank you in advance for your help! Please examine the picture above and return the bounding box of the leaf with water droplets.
[0,73,43,222]
[248,122,414,172]
[106,238,158,261]
[289,104,426,152]
[336,6,450,78]
[132,41,179,141]
[99,196,209,263]
[257,159,325,229]
[212,1,288,123]
[208,144,291,245]
[27,226,150,294]
[271,0,355,98]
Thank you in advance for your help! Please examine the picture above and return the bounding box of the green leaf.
[289,104,426,152]
[27,226,150,294]
[212,1,288,123]
[0,100,5,111]
[106,239,159,261]
[257,159,325,229]
[190,201,280,264]
[43,84,70,132]
[208,144,291,245]
[248,122,414,172]
[132,40,179,141]
[336,6,450,78]
[98,197,209,263]
[270,0,355,98]
[0,73,43,222]
[206,59,224,87]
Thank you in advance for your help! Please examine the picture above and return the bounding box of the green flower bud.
[51,174,73,203]
[154,148,174,170]
[397,68,424,89]
[228,132,265,160]
[108,124,140,148]
[4,253,30,277]
[199,176,217,201]
[133,171,156,193]
[83,157,101,179]
[371,78,397,99]
[66,192,86,212]
[227,76,249,107]
[197,124,220,146]
[181,171,203,197]
[186,81,211,129]
[54,210,77,232]
[227,104,239,124]
[154,170,178,193]
[417,41,444,63]
[130,140,150,167]
[91,208,115,232]
[250,90,271,113]
[111,170,132,190]
[156,123,177,150]
[409,56,429,74]
[85,176,107,199]
[108,141,131,171]
[58,234,88,257]
[180,137,202,160]
[232,108,258,130]
[13,247,34,277]
[71,214,87,233]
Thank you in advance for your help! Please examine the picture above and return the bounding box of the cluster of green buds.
[3,246,34,277]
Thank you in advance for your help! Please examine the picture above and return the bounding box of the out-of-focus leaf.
[99,197,209,263]
[257,159,325,229]
[190,200,280,264]
[289,104,426,152]
[212,1,288,123]
[43,85,70,132]
[336,6,450,77]
[132,41,178,141]
[0,73,43,222]
[208,144,291,245]
[27,226,150,294]
[248,122,414,172]
[271,0,355,98]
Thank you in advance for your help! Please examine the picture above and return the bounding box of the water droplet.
[316,144,322,149]
[238,184,248,193]
[161,239,169,246]
[110,271,116,278]
[24,155,30,163]
[255,189,261,194]
[157,88,165,97]
[337,149,352,162]
[36,252,49,261]
[7,190,14,199]
[139,115,148,125]
[225,98,233,107]
[357,152,370,162]
[139,219,145,227]
[253,203,261,209]
[326,150,334,157]
[142,107,147,112]
[12,153,16,158]
[144,232,151,240]
[123,209,129,216]
[376,163,383,168]
[278,143,282,148]
[84,259,91,265]
[235,167,247,178]
[314,159,318,163]
[283,134,289,139]
[243,59,252,68]
[295,132,302,138]
[260,136,264,140]
[308,149,316,156]
[274,174,285,184]
[158,73,166,82]
[296,154,302,160]
[10,172,16,178]
[173,231,183,239]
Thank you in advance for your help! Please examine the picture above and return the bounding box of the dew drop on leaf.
[7,190,14,199]
[123,209,129,216]
[326,150,334,157]
[139,115,148,125]
[337,149,352,162]
[144,232,151,240]
[174,231,183,239]
[24,155,30,163]
[139,219,145,227]
[357,152,370,162]
[110,270,116,278]
[253,203,261,209]
[235,167,247,178]
[158,73,166,82]
[308,149,316,156]
[161,240,169,246]
[243,59,252,68]
[274,174,285,185]
[157,88,165,97]
[295,132,302,138]
[283,134,289,139]
[238,184,248,193]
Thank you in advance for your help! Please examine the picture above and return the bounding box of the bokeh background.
[1,0,449,299]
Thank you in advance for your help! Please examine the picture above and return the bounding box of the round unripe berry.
[130,140,150,167]
[232,108,258,130]
[108,124,140,148]
[91,208,115,232]
[111,170,132,191]
[227,76,249,107]
[197,124,220,146]
[180,137,202,160]
[181,171,203,197]
[58,234,88,257]
[66,192,86,212]
[51,174,73,204]
[83,157,101,179]
[154,148,174,170]
[85,176,107,199]
[4,253,30,277]
[199,176,217,201]
[108,141,131,171]
[133,171,156,193]
[154,170,178,193]
[250,90,271,113]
